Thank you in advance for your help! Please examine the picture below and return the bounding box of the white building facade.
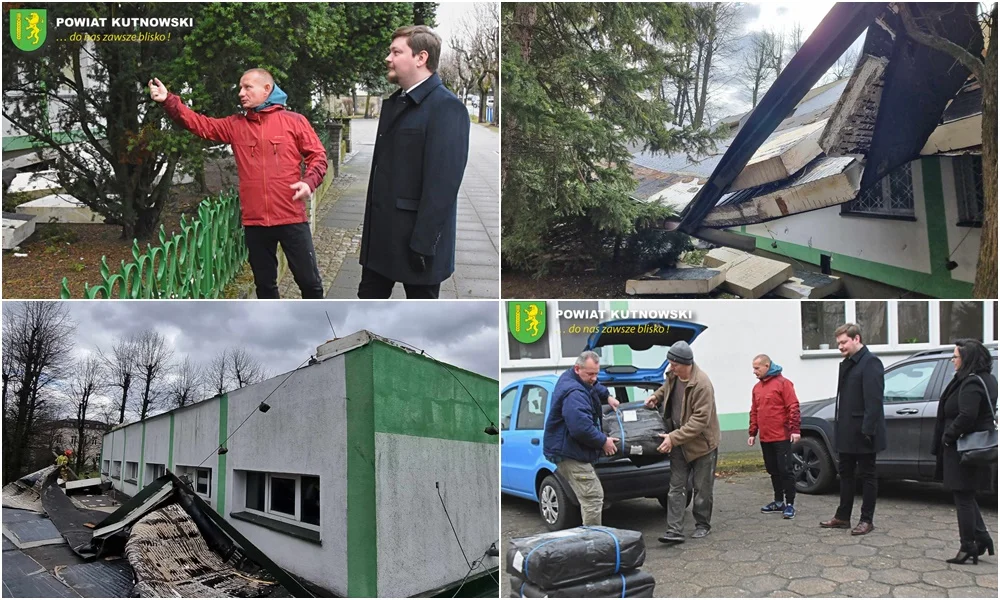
[502,300,998,447]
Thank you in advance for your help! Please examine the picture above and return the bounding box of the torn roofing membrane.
[672,2,981,232]
[3,469,314,598]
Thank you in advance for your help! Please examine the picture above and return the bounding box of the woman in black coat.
[931,338,998,565]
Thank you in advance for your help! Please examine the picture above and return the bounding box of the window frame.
[841,161,916,221]
[801,301,996,357]
[124,461,138,482]
[111,460,122,479]
[242,471,321,531]
[514,384,549,431]
[102,459,110,476]
[953,155,984,227]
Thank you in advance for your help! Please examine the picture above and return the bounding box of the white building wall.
[374,434,500,597]
[142,415,171,486]
[120,422,143,497]
[224,357,349,597]
[502,300,998,422]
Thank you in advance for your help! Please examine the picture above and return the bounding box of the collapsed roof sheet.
[126,503,280,598]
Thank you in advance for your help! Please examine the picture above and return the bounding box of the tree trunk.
[694,12,716,129]
[504,3,537,191]
[974,16,997,299]
[118,379,129,424]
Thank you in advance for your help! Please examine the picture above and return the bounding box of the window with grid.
[954,156,984,226]
[843,162,915,218]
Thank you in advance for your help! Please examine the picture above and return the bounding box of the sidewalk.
[279,117,499,299]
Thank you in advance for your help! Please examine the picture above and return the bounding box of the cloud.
[45,300,499,382]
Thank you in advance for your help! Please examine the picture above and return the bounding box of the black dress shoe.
[657,532,685,544]
[945,549,979,565]
[976,537,995,557]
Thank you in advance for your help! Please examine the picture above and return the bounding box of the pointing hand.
[148,77,168,103]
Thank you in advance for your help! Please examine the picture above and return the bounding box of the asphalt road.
[502,472,998,597]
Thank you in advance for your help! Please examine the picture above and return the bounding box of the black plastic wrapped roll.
[505,526,646,589]
[602,402,669,465]
[509,569,656,597]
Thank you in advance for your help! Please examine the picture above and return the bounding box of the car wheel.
[792,437,835,494]
[538,475,581,531]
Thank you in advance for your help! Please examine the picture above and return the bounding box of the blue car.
[500,318,707,530]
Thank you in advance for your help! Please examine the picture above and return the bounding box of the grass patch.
[717,450,765,475]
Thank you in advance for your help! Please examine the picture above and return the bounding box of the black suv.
[792,343,998,494]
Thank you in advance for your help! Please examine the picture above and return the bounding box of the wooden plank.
[772,270,842,299]
[625,265,725,295]
[920,114,982,155]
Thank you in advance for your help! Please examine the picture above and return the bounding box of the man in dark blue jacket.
[358,25,471,299]
[820,322,886,536]
[544,351,619,525]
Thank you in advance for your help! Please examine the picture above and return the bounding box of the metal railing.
[60,190,247,299]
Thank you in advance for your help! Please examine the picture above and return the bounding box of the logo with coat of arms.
[507,301,546,344]
[10,9,47,51]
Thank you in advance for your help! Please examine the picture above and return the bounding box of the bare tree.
[168,357,203,409]
[94,402,118,432]
[100,334,137,424]
[229,347,267,389]
[690,2,744,127]
[456,2,500,124]
[205,349,229,396]
[740,31,775,108]
[2,302,75,483]
[827,46,860,82]
[767,28,787,77]
[67,355,104,472]
[788,22,805,56]
[898,3,997,299]
[132,330,174,421]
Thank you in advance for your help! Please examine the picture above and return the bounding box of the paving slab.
[502,471,998,598]
[302,118,498,299]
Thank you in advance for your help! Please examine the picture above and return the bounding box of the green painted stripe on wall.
[371,341,499,444]
[718,411,750,432]
[921,157,949,280]
[610,301,634,401]
[736,232,972,298]
[138,423,147,488]
[168,414,175,472]
[217,394,228,516]
[346,345,378,598]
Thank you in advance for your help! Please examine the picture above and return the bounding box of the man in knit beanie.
[644,340,722,543]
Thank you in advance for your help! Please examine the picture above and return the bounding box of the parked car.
[501,319,707,530]
[793,343,998,495]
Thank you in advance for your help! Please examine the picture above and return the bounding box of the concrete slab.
[7,170,61,194]
[15,194,105,224]
[720,254,794,299]
[702,247,748,268]
[625,266,726,295]
[2,212,36,249]
[771,269,842,299]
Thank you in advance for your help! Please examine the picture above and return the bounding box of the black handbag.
[956,375,998,466]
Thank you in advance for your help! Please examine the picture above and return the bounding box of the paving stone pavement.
[501,471,998,598]
[280,117,498,299]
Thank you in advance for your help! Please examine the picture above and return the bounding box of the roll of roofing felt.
[505,526,645,590]
[509,569,656,598]
[602,402,669,465]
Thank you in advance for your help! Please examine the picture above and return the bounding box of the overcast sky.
[56,300,499,380]
[706,1,857,120]
[434,2,486,49]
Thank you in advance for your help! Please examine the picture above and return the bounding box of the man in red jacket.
[748,354,801,519]
[148,69,327,299]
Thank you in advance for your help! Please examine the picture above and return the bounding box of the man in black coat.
[820,322,886,536]
[358,25,471,299]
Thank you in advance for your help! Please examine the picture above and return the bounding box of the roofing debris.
[126,504,280,598]
[625,265,726,296]
[3,469,313,598]
[623,2,985,296]
[2,466,57,513]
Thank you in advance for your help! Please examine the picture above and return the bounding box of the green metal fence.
[59,190,247,299]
